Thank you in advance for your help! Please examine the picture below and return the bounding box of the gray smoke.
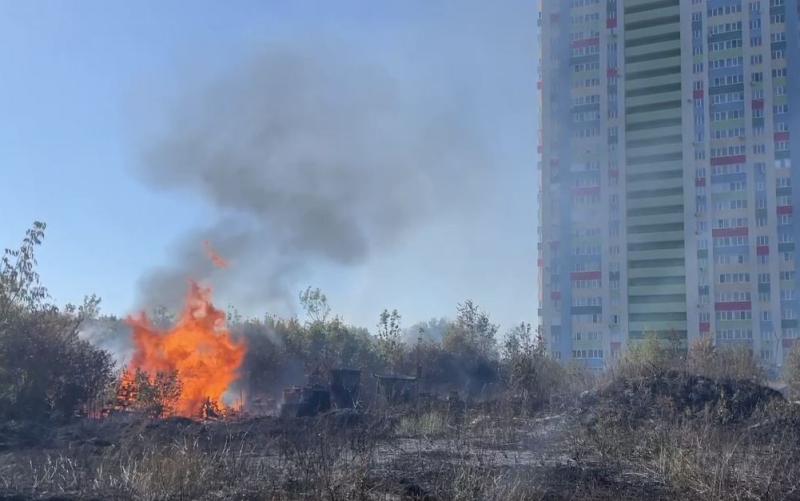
[136,44,489,312]
[79,317,135,367]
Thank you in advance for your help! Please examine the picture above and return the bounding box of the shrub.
[501,323,567,412]
[0,222,115,422]
[686,336,764,383]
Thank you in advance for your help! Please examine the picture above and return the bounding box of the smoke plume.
[137,44,489,313]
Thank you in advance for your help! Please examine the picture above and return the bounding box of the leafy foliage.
[376,309,404,371]
[299,286,331,324]
[502,323,567,412]
[444,300,499,360]
[0,221,48,321]
[133,369,182,417]
[0,222,115,422]
[614,331,684,380]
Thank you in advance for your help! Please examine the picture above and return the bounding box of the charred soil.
[1,373,798,500]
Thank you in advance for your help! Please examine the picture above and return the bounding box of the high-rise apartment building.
[538,0,800,374]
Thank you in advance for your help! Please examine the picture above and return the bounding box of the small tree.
[299,286,331,324]
[0,221,48,321]
[502,323,565,413]
[616,332,676,379]
[132,369,182,417]
[376,309,404,371]
[444,300,498,360]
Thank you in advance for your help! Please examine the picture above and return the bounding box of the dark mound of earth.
[591,370,783,424]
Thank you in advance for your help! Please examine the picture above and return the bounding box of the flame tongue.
[204,240,229,269]
[125,281,246,417]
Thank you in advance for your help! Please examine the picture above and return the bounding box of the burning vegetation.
[119,280,245,418]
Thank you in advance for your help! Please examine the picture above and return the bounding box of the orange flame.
[204,241,229,269]
[125,281,246,417]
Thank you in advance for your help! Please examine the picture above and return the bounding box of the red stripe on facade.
[607,18,617,29]
[693,89,704,99]
[607,68,618,78]
[710,155,747,166]
[778,205,793,215]
[712,227,748,237]
[757,245,770,256]
[695,177,706,186]
[570,271,601,281]
[699,322,710,333]
[715,301,751,311]
[775,132,790,141]
[550,291,561,300]
[752,99,764,109]
[571,37,599,49]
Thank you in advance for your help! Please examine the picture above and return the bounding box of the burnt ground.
[0,372,795,500]
[0,408,673,501]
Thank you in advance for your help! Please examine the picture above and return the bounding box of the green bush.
[0,222,114,422]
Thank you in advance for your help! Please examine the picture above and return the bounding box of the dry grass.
[1,436,280,500]
[577,396,800,500]
[6,379,799,501]
[396,410,449,437]
[0,412,548,500]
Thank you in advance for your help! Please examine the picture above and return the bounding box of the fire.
[124,281,246,417]
[203,240,229,269]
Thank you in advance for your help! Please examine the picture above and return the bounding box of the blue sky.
[1,1,539,331]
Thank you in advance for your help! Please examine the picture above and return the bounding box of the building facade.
[538,0,800,374]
